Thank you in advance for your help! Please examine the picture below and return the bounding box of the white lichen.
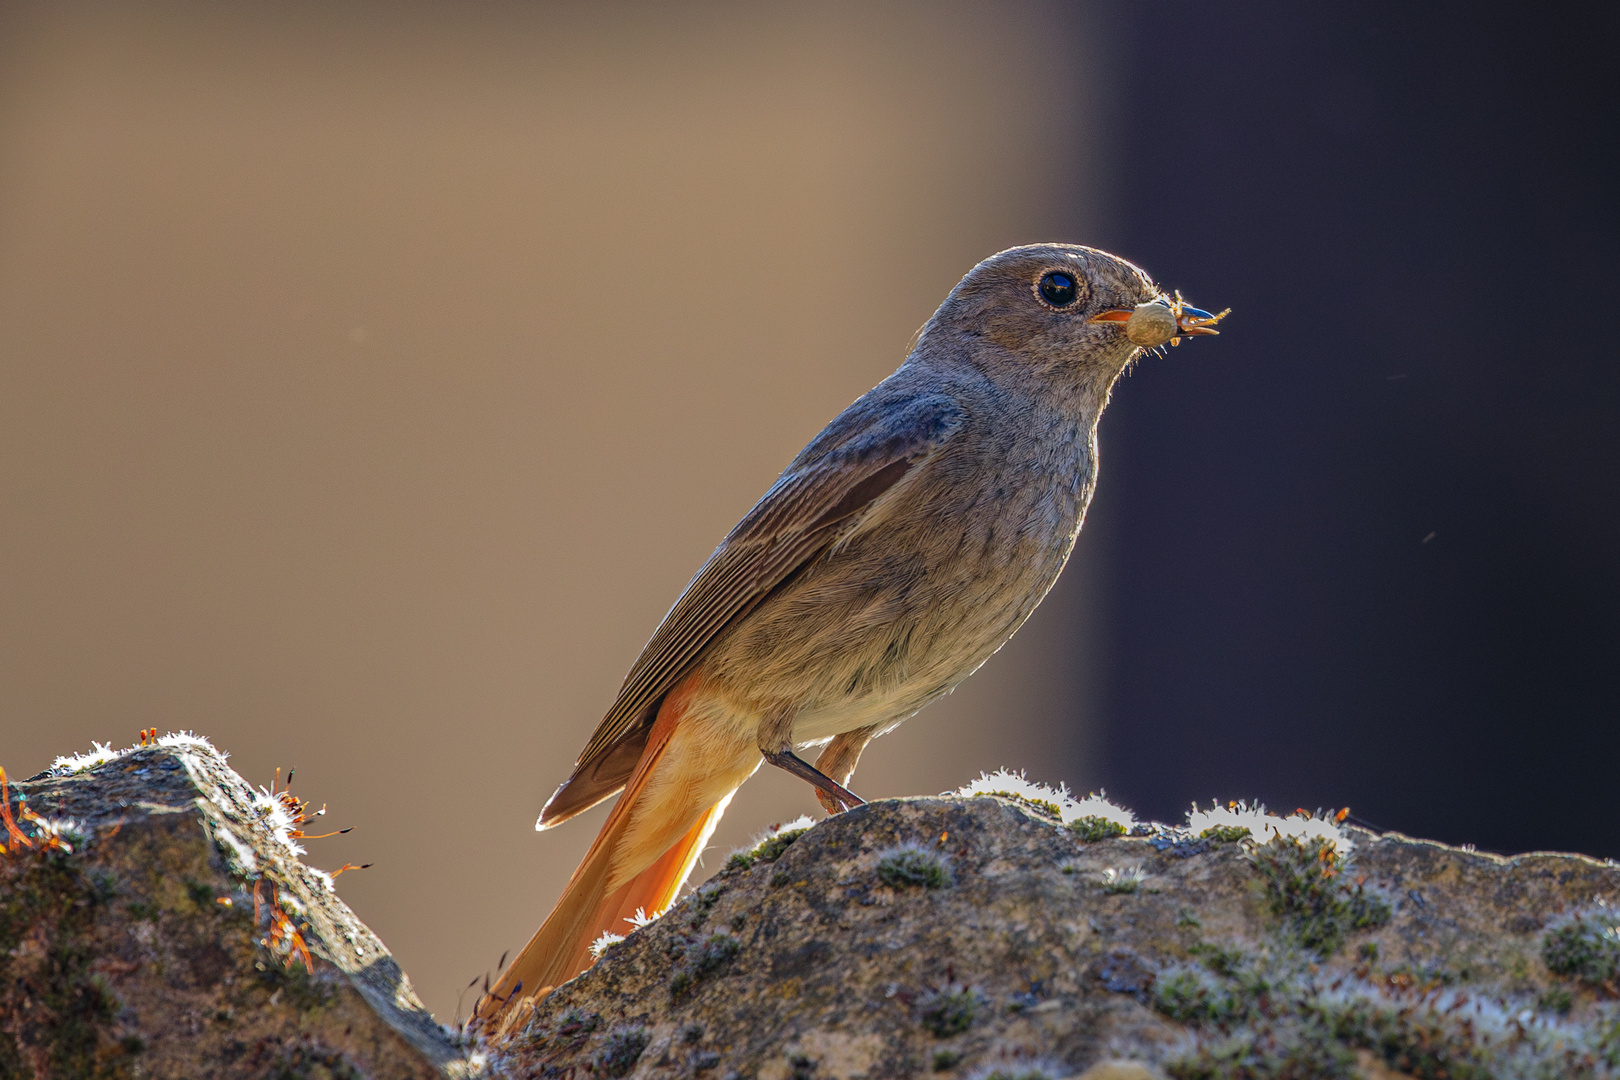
[1100,865,1149,894]
[1186,800,1353,852]
[210,823,260,876]
[589,932,627,958]
[251,785,307,857]
[156,730,221,754]
[48,729,225,776]
[49,741,124,775]
[955,769,1137,830]
[624,906,662,930]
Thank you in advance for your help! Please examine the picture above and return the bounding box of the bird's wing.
[539,392,963,826]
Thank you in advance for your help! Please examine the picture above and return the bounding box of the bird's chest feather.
[708,405,1096,729]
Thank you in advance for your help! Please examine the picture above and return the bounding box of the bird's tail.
[480,674,757,1033]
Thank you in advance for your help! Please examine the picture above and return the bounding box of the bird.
[479,243,1225,1031]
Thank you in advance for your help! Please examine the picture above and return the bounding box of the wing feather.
[555,393,964,809]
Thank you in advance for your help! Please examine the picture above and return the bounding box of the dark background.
[1085,3,1620,856]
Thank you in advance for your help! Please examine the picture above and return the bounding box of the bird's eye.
[1038,271,1079,307]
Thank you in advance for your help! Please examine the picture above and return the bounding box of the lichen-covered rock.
[496,795,1620,1080]
[0,741,483,1079]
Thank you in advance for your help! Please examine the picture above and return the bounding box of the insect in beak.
[1089,291,1230,348]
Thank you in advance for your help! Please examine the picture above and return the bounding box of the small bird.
[481,243,1225,1028]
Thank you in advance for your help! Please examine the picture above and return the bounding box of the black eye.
[1038,271,1078,307]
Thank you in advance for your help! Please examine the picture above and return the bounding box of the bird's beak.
[1173,303,1227,337]
[1088,294,1230,348]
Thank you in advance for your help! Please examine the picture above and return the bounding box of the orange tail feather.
[482,674,756,1029]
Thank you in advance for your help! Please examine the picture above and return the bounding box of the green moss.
[670,932,742,1000]
[876,845,951,889]
[254,948,335,1012]
[1199,825,1252,844]
[1150,940,1620,1080]
[593,1026,649,1078]
[0,846,141,1079]
[184,879,219,911]
[1187,941,1247,978]
[1319,992,1494,1079]
[1154,966,1247,1026]
[687,885,723,927]
[1068,816,1127,842]
[1543,909,1620,986]
[264,1045,365,1079]
[930,1048,962,1070]
[1539,985,1574,1015]
[1249,837,1389,957]
[1167,1018,1355,1080]
[754,827,808,863]
[525,1008,600,1053]
[1101,866,1146,894]
[981,1070,1056,1080]
[919,985,981,1037]
[728,825,811,873]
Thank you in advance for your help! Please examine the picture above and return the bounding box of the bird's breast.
[705,410,1096,740]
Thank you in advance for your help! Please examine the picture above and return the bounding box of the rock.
[0,739,483,1079]
[10,739,1620,1079]
[495,793,1620,1079]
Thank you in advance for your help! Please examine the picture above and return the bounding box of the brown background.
[0,3,1111,1020]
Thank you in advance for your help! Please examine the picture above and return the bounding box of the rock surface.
[9,739,1620,1080]
[0,740,482,1079]
[496,793,1620,1080]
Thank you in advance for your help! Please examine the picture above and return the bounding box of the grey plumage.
[485,242,1222,1024]
[542,242,1162,826]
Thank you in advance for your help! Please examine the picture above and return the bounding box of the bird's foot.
[762,747,865,813]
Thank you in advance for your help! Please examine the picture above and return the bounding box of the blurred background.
[1,2,1615,1021]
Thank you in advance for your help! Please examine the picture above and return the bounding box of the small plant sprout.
[1542,905,1620,987]
[1250,833,1390,956]
[1068,816,1127,842]
[876,842,952,889]
[728,816,815,872]
[919,984,983,1037]
[594,1026,650,1078]
[1100,865,1148,894]
[669,932,742,999]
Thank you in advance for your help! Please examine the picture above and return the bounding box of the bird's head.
[922,243,1227,383]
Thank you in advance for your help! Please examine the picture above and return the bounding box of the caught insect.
[1090,290,1231,348]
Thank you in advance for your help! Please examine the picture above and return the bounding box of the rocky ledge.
[0,737,482,1079]
[498,783,1620,1080]
[6,741,1620,1080]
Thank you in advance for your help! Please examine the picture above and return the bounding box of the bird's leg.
[812,726,880,815]
[759,705,866,812]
